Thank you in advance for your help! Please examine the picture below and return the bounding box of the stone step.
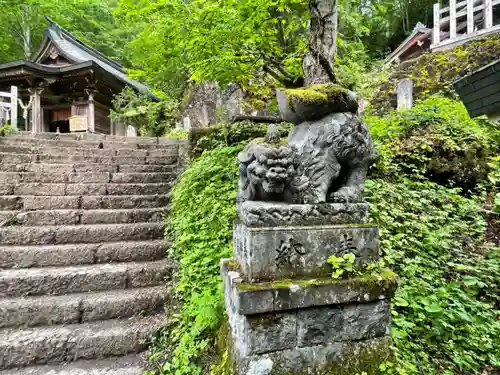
[0,171,175,184]
[0,354,146,375]
[0,152,178,166]
[0,240,166,269]
[0,144,178,158]
[0,208,166,226]
[0,194,170,211]
[0,314,164,369]
[0,163,176,173]
[0,260,168,297]
[0,286,167,329]
[1,131,179,146]
[0,182,171,196]
[0,222,164,246]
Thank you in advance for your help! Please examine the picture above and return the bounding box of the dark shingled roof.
[454,58,500,118]
[29,17,157,100]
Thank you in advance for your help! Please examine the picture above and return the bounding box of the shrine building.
[0,17,155,135]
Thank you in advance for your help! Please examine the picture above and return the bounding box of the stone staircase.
[0,132,182,374]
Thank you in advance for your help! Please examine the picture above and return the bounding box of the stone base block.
[233,222,379,282]
[233,336,393,375]
[237,202,370,227]
[222,259,397,316]
[222,260,395,358]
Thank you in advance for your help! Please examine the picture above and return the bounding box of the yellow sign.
[69,116,88,132]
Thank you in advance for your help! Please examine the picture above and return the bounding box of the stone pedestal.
[222,202,398,375]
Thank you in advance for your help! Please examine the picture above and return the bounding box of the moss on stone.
[284,83,349,106]
[236,269,397,292]
[225,258,242,273]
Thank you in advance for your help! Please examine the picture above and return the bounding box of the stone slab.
[0,222,164,246]
[81,195,169,209]
[0,315,164,369]
[232,336,393,375]
[221,259,397,315]
[0,354,146,375]
[0,240,166,269]
[234,223,379,282]
[237,201,369,227]
[0,260,167,297]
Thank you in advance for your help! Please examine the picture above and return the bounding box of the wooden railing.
[432,0,500,50]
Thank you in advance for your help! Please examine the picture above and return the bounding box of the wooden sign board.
[69,115,88,132]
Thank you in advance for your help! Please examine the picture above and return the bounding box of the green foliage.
[0,123,14,137]
[164,129,188,140]
[189,120,292,157]
[365,97,500,191]
[366,178,500,373]
[115,0,307,89]
[328,253,356,279]
[148,146,242,375]
[110,88,179,137]
[0,0,126,63]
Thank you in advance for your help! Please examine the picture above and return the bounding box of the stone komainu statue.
[237,125,307,203]
[237,84,377,204]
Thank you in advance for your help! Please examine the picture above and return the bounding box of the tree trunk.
[303,0,338,85]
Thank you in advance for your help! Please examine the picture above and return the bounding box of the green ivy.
[152,98,500,374]
[366,178,500,373]
[147,145,242,375]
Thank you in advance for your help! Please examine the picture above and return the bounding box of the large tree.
[0,0,125,64]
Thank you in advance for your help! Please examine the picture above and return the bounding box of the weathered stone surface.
[0,222,163,246]
[14,210,80,226]
[111,173,174,184]
[234,336,393,375]
[0,243,97,269]
[234,223,379,282]
[65,183,107,196]
[0,354,146,375]
[117,164,176,173]
[221,259,397,315]
[0,240,166,269]
[0,315,164,369]
[230,310,298,356]
[105,183,169,196]
[81,195,169,210]
[79,208,164,224]
[22,196,80,210]
[94,240,167,263]
[0,261,167,297]
[296,300,391,347]
[237,201,369,227]
[67,173,111,183]
[13,184,67,196]
[287,112,376,204]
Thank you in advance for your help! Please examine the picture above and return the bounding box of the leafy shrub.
[189,120,291,156]
[148,146,242,375]
[365,97,500,191]
[110,87,179,137]
[0,123,14,136]
[367,178,500,373]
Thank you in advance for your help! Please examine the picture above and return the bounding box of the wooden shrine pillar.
[30,87,44,134]
[85,89,96,133]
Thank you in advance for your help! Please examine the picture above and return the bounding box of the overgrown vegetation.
[371,34,500,113]
[147,146,241,375]
[110,88,179,137]
[0,123,14,136]
[153,97,500,374]
[366,97,500,191]
[188,120,291,157]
